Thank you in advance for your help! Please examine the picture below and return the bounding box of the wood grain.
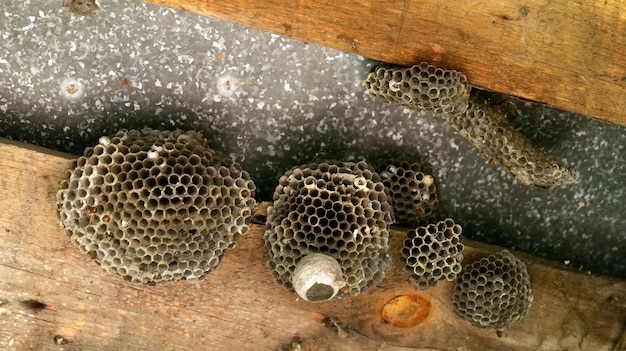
[0,137,625,351]
[143,0,626,126]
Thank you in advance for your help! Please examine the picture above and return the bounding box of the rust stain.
[379,293,431,328]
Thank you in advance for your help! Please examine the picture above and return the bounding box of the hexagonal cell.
[365,62,579,188]
[379,161,439,225]
[56,128,256,285]
[364,62,471,117]
[264,160,393,301]
[447,97,580,187]
[452,250,533,330]
[402,218,464,290]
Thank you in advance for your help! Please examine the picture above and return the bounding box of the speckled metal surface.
[1,0,624,277]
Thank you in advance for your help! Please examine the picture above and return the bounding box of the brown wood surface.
[0,136,625,351]
[143,0,626,126]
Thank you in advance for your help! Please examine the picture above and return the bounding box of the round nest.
[56,128,256,285]
[452,250,533,329]
[264,160,393,296]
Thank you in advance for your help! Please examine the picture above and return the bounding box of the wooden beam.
[0,137,625,351]
[143,0,626,126]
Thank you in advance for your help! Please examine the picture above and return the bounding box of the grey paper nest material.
[379,161,439,226]
[264,160,393,299]
[448,97,580,188]
[56,128,256,285]
[401,218,464,290]
[364,62,471,117]
[452,250,533,330]
[364,62,580,188]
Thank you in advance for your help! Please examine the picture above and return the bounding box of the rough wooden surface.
[0,137,625,351]
[143,0,626,126]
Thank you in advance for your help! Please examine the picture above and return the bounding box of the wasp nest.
[379,161,439,225]
[364,62,471,118]
[452,250,532,330]
[446,96,580,188]
[264,160,393,301]
[56,128,256,285]
[365,62,580,188]
[401,218,464,290]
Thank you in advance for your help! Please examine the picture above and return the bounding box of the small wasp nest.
[365,62,580,188]
[56,128,256,285]
[379,161,439,225]
[452,250,533,330]
[401,218,464,290]
[364,62,471,118]
[264,160,393,301]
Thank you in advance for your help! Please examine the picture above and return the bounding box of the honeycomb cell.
[364,62,580,188]
[364,62,471,118]
[401,218,464,290]
[379,161,439,225]
[56,128,256,285]
[445,96,580,188]
[264,160,393,300]
[452,250,533,330]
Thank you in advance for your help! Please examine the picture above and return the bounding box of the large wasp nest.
[452,250,533,330]
[264,160,393,301]
[379,161,439,225]
[56,128,256,285]
[401,218,464,290]
[364,62,580,188]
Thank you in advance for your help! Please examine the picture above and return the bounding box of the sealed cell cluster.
[364,62,471,118]
[452,250,533,330]
[379,161,439,225]
[401,218,464,290]
[264,160,393,298]
[365,62,580,188]
[56,128,256,285]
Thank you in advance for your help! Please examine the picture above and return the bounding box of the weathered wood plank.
[143,0,626,126]
[0,137,625,351]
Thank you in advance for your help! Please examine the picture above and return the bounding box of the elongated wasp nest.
[447,96,580,187]
[264,161,393,301]
[379,161,439,225]
[452,250,532,330]
[57,128,256,285]
[401,218,464,290]
[365,62,580,188]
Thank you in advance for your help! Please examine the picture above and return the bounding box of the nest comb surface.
[401,218,464,290]
[364,62,580,188]
[379,161,439,225]
[264,160,393,296]
[446,96,580,187]
[364,62,471,117]
[56,128,256,285]
[452,250,533,330]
